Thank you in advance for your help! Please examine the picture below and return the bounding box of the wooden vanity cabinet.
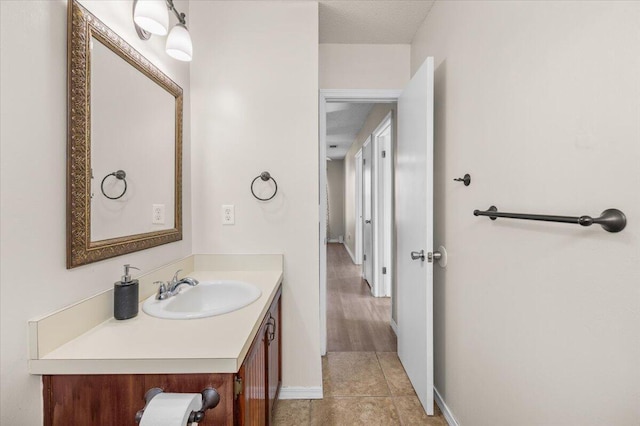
[43,287,281,426]
[236,287,281,425]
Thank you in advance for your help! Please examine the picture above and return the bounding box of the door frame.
[361,136,373,288]
[354,148,363,265]
[319,89,401,355]
[371,112,393,298]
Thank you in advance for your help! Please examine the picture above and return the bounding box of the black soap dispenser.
[114,264,140,320]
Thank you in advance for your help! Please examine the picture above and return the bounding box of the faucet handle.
[154,281,168,300]
[171,269,183,284]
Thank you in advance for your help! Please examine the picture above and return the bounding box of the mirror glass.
[90,37,175,241]
[67,0,182,268]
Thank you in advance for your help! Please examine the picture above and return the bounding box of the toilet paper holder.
[135,387,221,425]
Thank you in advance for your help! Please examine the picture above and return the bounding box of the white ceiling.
[326,102,376,159]
[319,1,436,44]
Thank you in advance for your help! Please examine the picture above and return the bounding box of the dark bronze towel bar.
[473,206,626,233]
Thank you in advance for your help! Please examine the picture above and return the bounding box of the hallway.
[273,243,447,425]
[327,243,396,352]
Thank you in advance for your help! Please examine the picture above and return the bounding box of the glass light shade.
[134,0,169,36]
[166,24,193,62]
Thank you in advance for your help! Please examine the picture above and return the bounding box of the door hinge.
[234,376,243,399]
[382,150,386,158]
[363,159,366,165]
[382,267,387,274]
[363,254,367,261]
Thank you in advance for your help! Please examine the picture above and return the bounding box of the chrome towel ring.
[251,171,278,201]
[100,170,128,200]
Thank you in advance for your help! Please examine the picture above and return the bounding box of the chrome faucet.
[155,270,199,300]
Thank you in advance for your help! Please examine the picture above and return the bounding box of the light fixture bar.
[166,0,187,25]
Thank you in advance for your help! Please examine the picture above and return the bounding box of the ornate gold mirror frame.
[67,0,183,268]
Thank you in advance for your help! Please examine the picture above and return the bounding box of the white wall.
[190,2,321,390]
[320,44,410,89]
[0,1,191,424]
[327,159,345,241]
[411,1,640,424]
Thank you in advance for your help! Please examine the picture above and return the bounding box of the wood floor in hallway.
[326,243,396,352]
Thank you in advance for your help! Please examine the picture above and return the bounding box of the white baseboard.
[390,317,398,336]
[328,238,340,243]
[434,387,459,426]
[343,242,357,264]
[278,386,323,400]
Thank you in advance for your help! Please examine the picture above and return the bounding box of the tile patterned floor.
[274,352,448,425]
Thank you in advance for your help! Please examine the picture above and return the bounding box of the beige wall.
[320,44,410,89]
[0,1,192,424]
[327,160,345,241]
[411,1,640,424]
[190,2,321,390]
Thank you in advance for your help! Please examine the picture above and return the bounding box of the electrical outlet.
[152,204,165,224]
[222,205,235,225]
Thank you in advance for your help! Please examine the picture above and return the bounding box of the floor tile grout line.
[376,351,395,397]
[377,351,405,426]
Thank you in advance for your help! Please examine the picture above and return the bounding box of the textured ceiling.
[319,1,435,44]
[326,103,376,159]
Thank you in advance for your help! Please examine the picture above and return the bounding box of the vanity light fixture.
[133,0,193,62]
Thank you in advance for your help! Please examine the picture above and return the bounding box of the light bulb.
[166,24,193,62]
[134,0,169,36]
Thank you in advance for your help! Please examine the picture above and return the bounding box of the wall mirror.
[67,0,182,268]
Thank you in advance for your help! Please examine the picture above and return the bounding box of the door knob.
[410,250,425,261]
[427,251,441,263]
[429,246,448,268]
[411,247,448,267]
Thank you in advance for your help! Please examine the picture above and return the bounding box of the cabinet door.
[237,316,269,426]
[266,291,282,422]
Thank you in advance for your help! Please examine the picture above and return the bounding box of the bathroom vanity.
[30,255,283,425]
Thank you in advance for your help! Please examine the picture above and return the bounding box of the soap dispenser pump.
[114,264,140,320]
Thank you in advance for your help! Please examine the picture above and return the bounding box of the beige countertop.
[29,255,283,375]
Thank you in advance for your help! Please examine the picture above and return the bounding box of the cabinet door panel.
[44,375,144,426]
[238,317,269,426]
[267,292,282,421]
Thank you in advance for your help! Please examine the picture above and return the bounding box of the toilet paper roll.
[139,392,203,426]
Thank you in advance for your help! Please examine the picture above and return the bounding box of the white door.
[396,57,435,415]
[362,137,374,286]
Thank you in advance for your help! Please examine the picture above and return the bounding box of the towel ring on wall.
[100,170,128,200]
[251,171,278,201]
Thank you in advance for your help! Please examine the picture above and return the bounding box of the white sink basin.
[142,280,262,319]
